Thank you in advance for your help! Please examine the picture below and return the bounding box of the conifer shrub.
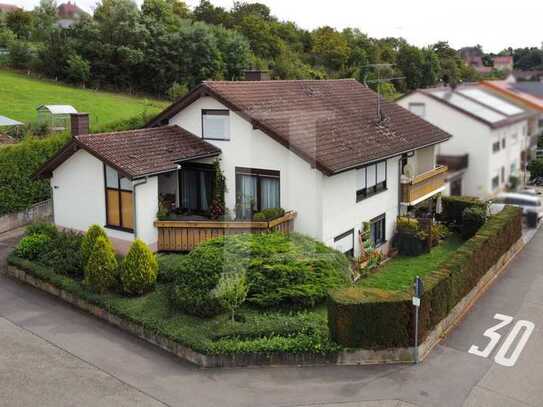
[83,235,118,293]
[121,239,158,296]
[81,224,108,266]
[15,234,51,260]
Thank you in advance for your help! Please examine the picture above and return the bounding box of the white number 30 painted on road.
[468,313,535,367]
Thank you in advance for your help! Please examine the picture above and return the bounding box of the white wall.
[321,157,400,255]
[135,176,158,248]
[51,149,134,242]
[169,97,325,240]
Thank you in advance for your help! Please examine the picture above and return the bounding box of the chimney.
[243,69,270,81]
[70,113,89,137]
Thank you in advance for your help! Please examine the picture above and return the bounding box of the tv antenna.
[362,63,404,121]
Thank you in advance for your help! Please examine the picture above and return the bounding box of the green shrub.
[84,236,118,293]
[25,222,58,239]
[120,239,158,296]
[253,208,285,221]
[329,206,522,349]
[212,271,249,323]
[157,254,189,283]
[0,133,69,216]
[15,234,51,260]
[461,207,487,240]
[81,225,108,266]
[171,233,350,316]
[441,196,486,226]
[39,229,84,277]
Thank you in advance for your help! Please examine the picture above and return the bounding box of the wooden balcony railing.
[154,211,297,252]
[400,165,448,204]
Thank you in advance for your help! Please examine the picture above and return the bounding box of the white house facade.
[398,85,532,200]
[38,79,451,256]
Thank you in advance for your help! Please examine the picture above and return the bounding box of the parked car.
[518,187,542,196]
[528,176,543,186]
[489,193,543,219]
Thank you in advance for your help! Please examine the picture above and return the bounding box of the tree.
[231,1,273,23]
[193,0,231,26]
[32,0,57,41]
[7,41,33,69]
[120,239,158,295]
[84,235,118,293]
[212,25,251,80]
[420,47,440,88]
[66,54,90,85]
[212,271,248,323]
[311,26,351,72]
[6,9,33,39]
[397,44,424,90]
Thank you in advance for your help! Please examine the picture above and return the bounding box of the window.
[492,175,500,190]
[235,167,280,219]
[492,141,500,153]
[502,138,506,149]
[180,163,215,212]
[408,103,426,118]
[334,229,354,257]
[356,160,387,202]
[104,165,133,231]
[511,162,517,175]
[202,110,230,140]
[512,133,518,144]
[501,167,505,184]
[370,214,386,247]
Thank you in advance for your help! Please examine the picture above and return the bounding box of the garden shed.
[37,105,78,132]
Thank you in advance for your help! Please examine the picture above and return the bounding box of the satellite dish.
[403,163,414,178]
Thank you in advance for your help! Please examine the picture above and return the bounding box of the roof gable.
[147,79,451,175]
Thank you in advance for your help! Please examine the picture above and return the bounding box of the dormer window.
[202,109,230,140]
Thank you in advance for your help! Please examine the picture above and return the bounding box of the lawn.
[0,69,168,129]
[357,236,464,292]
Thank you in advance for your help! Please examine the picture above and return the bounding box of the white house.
[398,85,535,199]
[37,79,450,256]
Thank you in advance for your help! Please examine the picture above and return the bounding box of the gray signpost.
[413,275,424,364]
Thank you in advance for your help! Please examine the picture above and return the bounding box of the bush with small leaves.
[84,236,118,293]
[15,234,51,260]
[212,271,249,323]
[462,207,487,240]
[121,239,158,296]
[81,225,108,266]
[25,222,58,239]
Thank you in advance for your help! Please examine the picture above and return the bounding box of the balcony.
[400,165,448,205]
[154,211,297,252]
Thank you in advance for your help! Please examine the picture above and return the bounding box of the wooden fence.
[154,211,297,252]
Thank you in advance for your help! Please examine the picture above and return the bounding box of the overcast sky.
[8,0,543,53]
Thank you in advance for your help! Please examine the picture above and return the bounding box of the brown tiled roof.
[148,79,451,175]
[36,126,220,179]
[0,3,20,13]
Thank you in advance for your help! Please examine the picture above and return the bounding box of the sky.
[8,0,543,53]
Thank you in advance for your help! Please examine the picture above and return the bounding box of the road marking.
[469,314,535,367]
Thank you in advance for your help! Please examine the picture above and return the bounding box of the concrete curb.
[3,236,526,368]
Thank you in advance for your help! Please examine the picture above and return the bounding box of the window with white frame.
[502,138,506,149]
[511,162,517,175]
[408,103,426,118]
[492,141,500,153]
[512,133,518,144]
[492,175,500,190]
[356,160,387,202]
[334,229,354,257]
[202,109,230,140]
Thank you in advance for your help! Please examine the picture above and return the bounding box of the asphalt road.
[1,227,542,407]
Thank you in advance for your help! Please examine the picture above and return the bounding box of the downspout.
[132,177,148,240]
[175,164,181,208]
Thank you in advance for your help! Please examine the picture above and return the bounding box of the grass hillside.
[0,70,169,129]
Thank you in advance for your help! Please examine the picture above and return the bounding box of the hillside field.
[0,70,169,129]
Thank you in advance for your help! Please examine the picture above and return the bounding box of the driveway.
[1,227,543,407]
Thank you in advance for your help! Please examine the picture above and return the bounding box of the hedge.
[0,133,69,216]
[328,206,522,349]
[441,195,486,226]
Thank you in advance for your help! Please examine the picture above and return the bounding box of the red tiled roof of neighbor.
[0,3,20,12]
[148,79,451,175]
[57,1,87,18]
[493,56,513,64]
[35,125,220,179]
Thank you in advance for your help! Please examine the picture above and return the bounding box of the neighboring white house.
[398,84,535,199]
[37,79,450,256]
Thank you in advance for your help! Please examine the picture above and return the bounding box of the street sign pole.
[413,275,423,364]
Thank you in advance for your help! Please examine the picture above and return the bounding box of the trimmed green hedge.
[328,206,522,349]
[441,195,486,226]
[0,134,69,216]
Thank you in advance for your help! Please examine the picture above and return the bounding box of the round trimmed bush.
[16,234,51,260]
[121,239,158,295]
[84,235,118,293]
[81,224,108,266]
[170,232,351,317]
